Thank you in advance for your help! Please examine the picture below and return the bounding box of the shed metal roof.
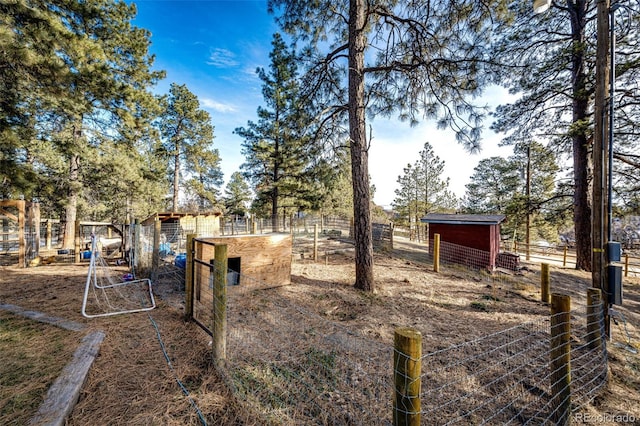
[141,210,223,226]
[420,213,506,225]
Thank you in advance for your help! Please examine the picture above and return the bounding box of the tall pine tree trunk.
[272,187,279,232]
[172,144,180,212]
[62,153,80,249]
[570,1,592,271]
[349,0,374,292]
[272,132,280,232]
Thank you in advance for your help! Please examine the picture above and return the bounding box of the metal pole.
[526,144,531,262]
[593,0,610,336]
[607,5,616,242]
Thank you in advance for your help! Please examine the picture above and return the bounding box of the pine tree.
[462,157,520,215]
[462,142,561,241]
[393,164,421,238]
[1,0,164,247]
[158,83,219,212]
[224,172,252,217]
[322,151,354,218]
[235,33,320,231]
[415,142,458,215]
[393,142,457,239]
[489,0,640,270]
[184,148,224,212]
[268,0,509,291]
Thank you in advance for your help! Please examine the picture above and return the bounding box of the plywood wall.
[197,233,292,287]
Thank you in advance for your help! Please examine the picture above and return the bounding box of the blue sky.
[131,0,514,208]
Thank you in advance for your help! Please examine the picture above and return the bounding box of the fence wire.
[198,259,394,425]
[417,302,607,425]
[186,253,610,425]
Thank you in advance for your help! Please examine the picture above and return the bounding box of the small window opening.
[228,257,241,286]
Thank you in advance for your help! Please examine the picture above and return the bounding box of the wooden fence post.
[541,263,551,303]
[133,219,141,272]
[433,233,440,273]
[313,224,319,262]
[17,200,25,267]
[74,219,81,264]
[151,215,160,283]
[46,219,52,250]
[212,244,228,365]
[624,254,629,278]
[550,293,571,425]
[563,247,568,267]
[184,234,196,320]
[393,327,421,426]
[390,221,395,250]
[31,203,40,258]
[587,288,603,351]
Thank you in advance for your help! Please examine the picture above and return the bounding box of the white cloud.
[206,48,239,68]
[201,98,237,113]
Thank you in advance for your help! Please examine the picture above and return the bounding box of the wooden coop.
[194,234,293,288]
[421,213,512,270]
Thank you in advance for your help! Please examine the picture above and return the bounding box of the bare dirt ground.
[0,237,639,425]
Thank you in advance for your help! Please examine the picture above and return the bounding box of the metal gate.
[189,237,217,336]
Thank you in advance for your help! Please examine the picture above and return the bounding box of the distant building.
[421,213,516,270]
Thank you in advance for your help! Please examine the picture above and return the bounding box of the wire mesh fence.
[500,239,640,277]
[193,257,394,425]
[183,246,609,425]
[424,238,539,296]
[417,300,607,425]
[133,215,394,297]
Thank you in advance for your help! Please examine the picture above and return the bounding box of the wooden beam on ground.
[0,303,85,332]
[29,331,105,426]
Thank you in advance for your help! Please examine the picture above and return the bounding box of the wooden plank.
[198,234,292,287]
[29,331,105,426]
[0,303,85,332]
[0,208,18,222]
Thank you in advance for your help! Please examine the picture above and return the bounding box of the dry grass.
[0,237,639,425]
[0,311,81,425]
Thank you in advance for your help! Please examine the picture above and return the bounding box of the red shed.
[421,213,506,270]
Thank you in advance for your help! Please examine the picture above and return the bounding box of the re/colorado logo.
[574,412,636,424]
